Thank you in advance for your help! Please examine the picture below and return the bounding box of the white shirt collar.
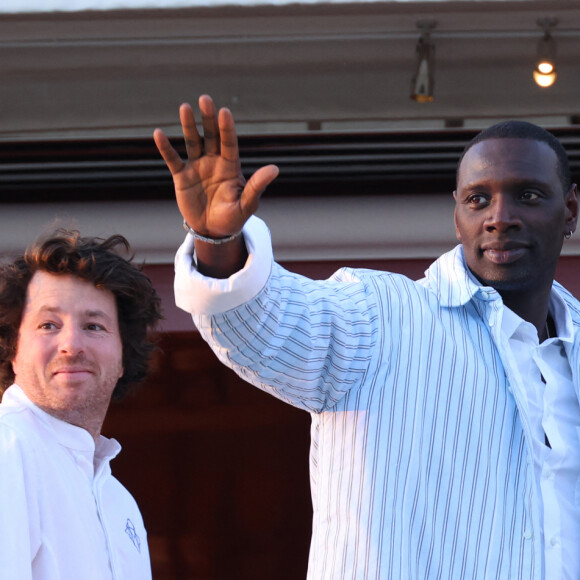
[501,290,574,345]
[4,384,120,461]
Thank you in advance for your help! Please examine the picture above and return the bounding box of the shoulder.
[553,281,580,320]
[0,403,42,459]
[325,266,412,285]
[0,415,29,468]
[330,267,431,299]
[271,264,418,295]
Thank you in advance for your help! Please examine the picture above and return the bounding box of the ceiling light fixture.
[410,20,437,103]
[534,18,558,88]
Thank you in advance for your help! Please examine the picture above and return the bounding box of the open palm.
[154,95,279,239]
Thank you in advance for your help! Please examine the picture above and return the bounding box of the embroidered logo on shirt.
[125,518,141,553]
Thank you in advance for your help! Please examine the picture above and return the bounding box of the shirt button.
[523,530,533,540]
[550,536,560,547]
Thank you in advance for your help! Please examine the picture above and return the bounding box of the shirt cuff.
[174,215,273,315]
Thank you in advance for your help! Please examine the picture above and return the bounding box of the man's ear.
[453,190,462,242]
[11,343,20,379]
[565,183,579,236]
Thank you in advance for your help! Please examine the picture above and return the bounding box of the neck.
[543,315,557,342]
[34,403,104,445]
[499,287,552,341]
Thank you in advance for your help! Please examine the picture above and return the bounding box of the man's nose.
[58,325,85,355]
[485,196,522,232]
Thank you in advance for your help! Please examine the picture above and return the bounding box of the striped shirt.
[175,216,580,580]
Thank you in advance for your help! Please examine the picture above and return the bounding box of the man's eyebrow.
[34,305,113,320]
[33,305,61,315]
[456,183,487,195]
[85,309,113,320]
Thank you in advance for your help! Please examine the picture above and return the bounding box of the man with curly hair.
[0,230,162,580]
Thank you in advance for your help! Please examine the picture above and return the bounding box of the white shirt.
[501,295,580,580]
[175,216,580,579]
[0,384,152,580]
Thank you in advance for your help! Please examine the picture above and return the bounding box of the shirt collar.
[423,244,501,308]
[500,303,573,346]
[5,384,120,460]
[546,290,573,343]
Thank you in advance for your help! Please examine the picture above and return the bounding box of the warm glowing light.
[534,18,558,88]
[537,61,554,74]
[533,70,557,87]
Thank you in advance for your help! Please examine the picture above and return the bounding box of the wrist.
[183,220,242,245]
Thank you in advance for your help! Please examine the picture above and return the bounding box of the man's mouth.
[51,364,94,378]
[481,243,528,265]
[50,355,95,377]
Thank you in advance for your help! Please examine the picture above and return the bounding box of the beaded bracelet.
[182,220,242,245]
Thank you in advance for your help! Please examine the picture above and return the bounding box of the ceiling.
[1,0,580,140]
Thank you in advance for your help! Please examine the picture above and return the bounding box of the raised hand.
[154,95,279,240]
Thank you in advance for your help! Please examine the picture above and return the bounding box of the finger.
[218,107,240,163]
[153,128,185,175]
[199,94,220,155]
[179,103,202,160]
[240,165,279,217]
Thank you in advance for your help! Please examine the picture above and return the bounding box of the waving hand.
[154,95,279,241]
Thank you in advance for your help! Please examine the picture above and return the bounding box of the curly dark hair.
[0,230,163,400]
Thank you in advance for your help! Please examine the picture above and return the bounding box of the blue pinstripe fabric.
[176,219,580,580]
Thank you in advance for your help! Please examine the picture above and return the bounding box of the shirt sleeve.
[174,215,273,316]
[0,422,39,580]
[174,216,378,412]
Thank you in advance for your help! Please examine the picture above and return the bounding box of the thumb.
[240,164,279,217]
